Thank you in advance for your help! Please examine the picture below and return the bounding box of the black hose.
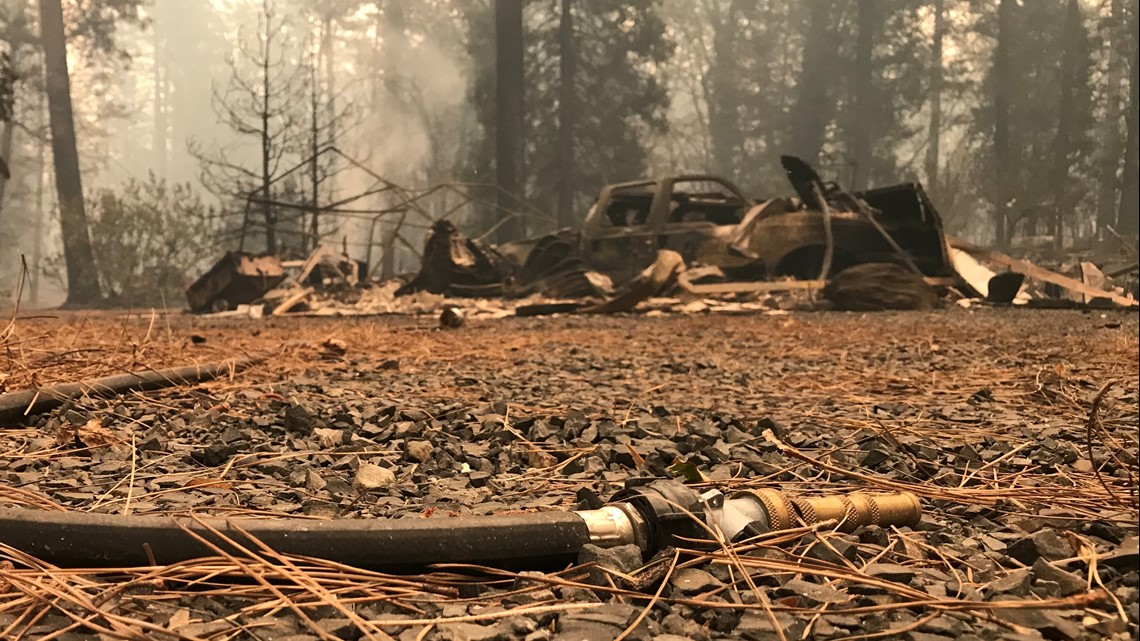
[0,359,258,425]
[0,507,591,572]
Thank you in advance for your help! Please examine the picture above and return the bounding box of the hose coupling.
[576,480,923,555]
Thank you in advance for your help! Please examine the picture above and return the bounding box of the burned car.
[402,156,953,297]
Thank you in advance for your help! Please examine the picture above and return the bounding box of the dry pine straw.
[0,310,1136,639]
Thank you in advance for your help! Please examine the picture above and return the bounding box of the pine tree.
[975,0,1097,245]
[464,0,674,231]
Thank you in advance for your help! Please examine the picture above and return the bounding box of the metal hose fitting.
[577,480,924,552]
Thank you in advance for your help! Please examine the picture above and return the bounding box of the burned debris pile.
[396,220,511,298]
[185,252,286,314]
[187,156,1134,320]
[823,262,942,311]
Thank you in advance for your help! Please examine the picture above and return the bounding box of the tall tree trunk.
[925,0,945,195]
[0,118,14,216]
[260,0,275,254]
[790,0,838,166]
[1049,0,1082,249]
[1096,0,1125,231]
[556,0,576,228]
[1117,0,1139,236]
[32,138,45,306]
[706,0,740,181]
[152,26,168,179]
[308,47,320,253]
[39,0,100,304]
[321,13,336,205]
[494,0,524,242]
[31,60,46,307]
[379,1,405,279]
[850,0,876,190]
[992,0,1015,248]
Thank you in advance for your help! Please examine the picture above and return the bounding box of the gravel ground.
[1,307,1137,641]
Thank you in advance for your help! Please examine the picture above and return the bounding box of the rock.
[468,471,492,488]
[301,500,338,518]
[1099,536,1139,571]
[556,604,640,640]
[577,544,642,587]
[904,633,956,641]
[313,617,356,638]
[860,448,891,469]
[313,428,347,449]
[735,611,805,641]
[304,468,327,492]
[1031,558,1086,596]
[670,568,722,595]
[436,623,504,641]
[774,578,848,605]
[916,614,968,636]
[284,404,322,435]
[997,608,1082,640]
[563,603,637,628]
[803,534,860,565]
[497,616,537,636]
[1007,530,1073,565]
[406,440,435,463]
[864,563,917,585]
[136,434,165,452]
[986,569,1031,596]
[175,621,236,638]
[527,450,558,469]
[354,462,397,490]
[191,443,235,468]
[552,620,620,641]
[659,613,710,641]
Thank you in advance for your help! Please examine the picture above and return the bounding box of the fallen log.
[0,358,257,424]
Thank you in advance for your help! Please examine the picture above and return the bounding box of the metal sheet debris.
[185,252,286,313]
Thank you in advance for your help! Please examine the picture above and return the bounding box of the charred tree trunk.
[39,0,100,305]
[1118,0,1139,236]
[379,1,406,279]
[925,0,945,195]
[556,0,576,228]
[0,116,14,216]
[152,27,168,179]
[706,1,741,181]
[495,0,525,242]
[992,0,1015,248]
[31,69,46,306]
[790,0,838,166]
[850,0,876,190]
[1096,0,1126,231]
[321,13,336,207]
[260,4,276,255]
[1049,0,1082,248]
[308,47,320,253]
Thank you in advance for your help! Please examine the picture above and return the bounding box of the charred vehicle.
[402,156,954,297]
[531,158,952,283]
